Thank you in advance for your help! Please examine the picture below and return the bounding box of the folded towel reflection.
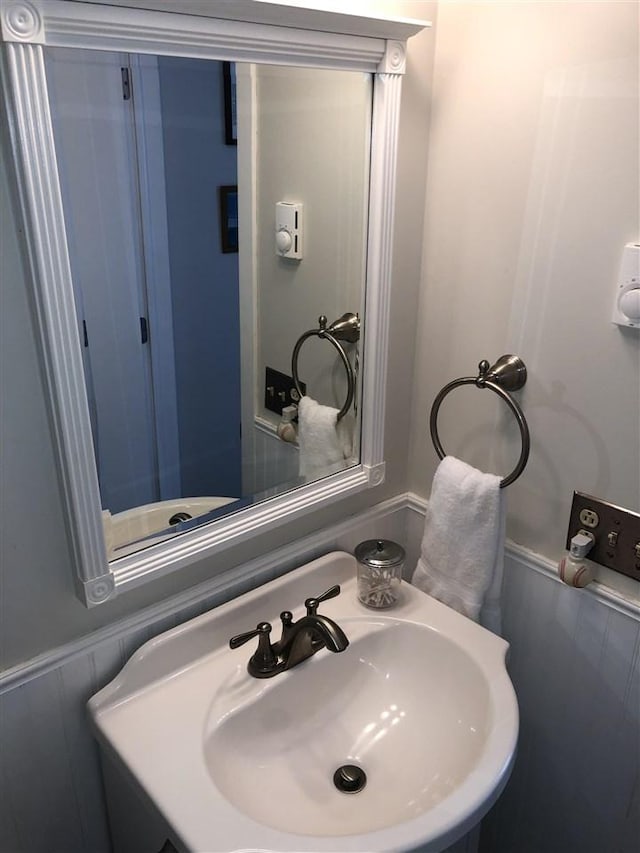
[298,395,352,480]
[411,456,505,634]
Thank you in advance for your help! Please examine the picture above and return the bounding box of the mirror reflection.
[44,47,372,559]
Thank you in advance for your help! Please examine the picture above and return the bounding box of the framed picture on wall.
[223,61,237,145]
[219,185,238,253]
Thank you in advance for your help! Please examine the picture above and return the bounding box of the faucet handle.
[229,621,272,649]
[229,622,279,677]
[305,584,341,616]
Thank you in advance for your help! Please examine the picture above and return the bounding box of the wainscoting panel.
[0,662,111,852]
[480,547,640,853]
[243,421,299,496]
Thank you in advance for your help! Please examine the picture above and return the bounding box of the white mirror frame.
[1,0,429,606]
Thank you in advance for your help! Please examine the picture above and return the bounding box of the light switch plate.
[265,366,305,416]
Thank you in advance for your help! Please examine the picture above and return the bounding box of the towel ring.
[292,313,359,421]
[429,355,530,488]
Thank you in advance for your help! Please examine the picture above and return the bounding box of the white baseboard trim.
[0,494,407,694]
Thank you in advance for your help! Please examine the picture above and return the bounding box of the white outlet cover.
[612,243,640,328]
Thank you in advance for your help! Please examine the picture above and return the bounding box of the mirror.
[0,0,427,604]
[43,47,371,559]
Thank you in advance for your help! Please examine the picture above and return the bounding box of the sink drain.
[333,764,367,794]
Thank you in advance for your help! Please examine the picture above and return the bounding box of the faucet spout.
[276,614,349,671]
[304,614,350,652]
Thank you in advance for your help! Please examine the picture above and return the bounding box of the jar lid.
[354,538,405,568]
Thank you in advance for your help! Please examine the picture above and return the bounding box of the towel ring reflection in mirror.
[291,313,360,421]
[429,355,530,488]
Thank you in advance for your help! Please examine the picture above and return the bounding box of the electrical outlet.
[579,508,599,528]
[264,366,305,416]
[567,491,640,581]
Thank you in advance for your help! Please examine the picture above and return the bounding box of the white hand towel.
[411,456,505,633]
[298,395,350,479]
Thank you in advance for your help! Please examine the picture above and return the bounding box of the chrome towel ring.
[429,355,530,488]
[292,313,360,421]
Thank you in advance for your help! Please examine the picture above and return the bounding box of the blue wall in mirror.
[46,50,242,513]
[158,57,241,500]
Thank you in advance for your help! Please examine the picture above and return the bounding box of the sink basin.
[206,620,492,836]
[89,551,518,852]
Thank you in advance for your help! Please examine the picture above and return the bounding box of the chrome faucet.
[229,585,349,678]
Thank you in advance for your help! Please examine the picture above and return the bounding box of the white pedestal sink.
[89,551,518,853]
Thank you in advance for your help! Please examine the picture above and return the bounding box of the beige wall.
[409,0,639,593]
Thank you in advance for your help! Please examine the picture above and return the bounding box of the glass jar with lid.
[355,539,405,609]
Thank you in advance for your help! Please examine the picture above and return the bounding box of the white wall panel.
[0,670,109,852]
[480,550,640,853]
[244,421,299,495]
